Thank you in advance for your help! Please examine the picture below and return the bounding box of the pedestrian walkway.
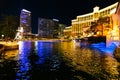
[0,41,18,45]
[0,41,18,50]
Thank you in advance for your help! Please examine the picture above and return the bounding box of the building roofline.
[115,1,120,14]
[74,2,118,18]
[77,12,93,18]
[22,9,31,13]
[99,2,118,12]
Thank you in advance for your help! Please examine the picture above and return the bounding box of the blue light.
[90,42,117,54]
[17,41,32,79]
[16,41,54,79]
[36,42,53,64]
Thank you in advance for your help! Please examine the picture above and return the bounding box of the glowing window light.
[110,8,116,14]
[20,27,23,33]
[21,20,27,23]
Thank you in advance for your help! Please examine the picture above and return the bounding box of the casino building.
[15,9,31,40]
[38,18,59,38]
[20,9,31,34]
[71,2,118,37]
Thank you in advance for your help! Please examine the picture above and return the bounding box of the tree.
[0,15,19,39]
[90,22,97,34]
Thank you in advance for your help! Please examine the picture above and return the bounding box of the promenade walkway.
[0,41,18,45]
[0,41,18,50]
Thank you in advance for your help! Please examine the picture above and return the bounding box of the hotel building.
[38,18,59,38]
[71,2,118,37]
[63,26,72,38]
[20,9,31,34]
[15,9,31,40]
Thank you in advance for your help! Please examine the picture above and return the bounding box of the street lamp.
[1,34,4,40]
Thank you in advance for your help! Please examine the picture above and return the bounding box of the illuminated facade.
[15,9,31,40]
[20,9,31,34]
[63,26,71,37]
[106,1,120,46]
[38,18,59,38]
[72,2,118,37]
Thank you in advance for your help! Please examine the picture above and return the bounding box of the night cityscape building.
[38,18,61,38]
[1,0,120,79]
[15,9,31,40]
[20,9,31,34]
[71,2,118,37]
[63,26,71,38]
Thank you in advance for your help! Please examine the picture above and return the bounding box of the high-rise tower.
[20,9,31,34]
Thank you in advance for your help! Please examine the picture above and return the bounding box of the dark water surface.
[0,41,119,80]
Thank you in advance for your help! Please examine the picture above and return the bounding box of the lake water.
[0,41,119,80]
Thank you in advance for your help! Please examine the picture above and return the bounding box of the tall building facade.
[38,18,59,38]
[15,9,31,40]
[71,2,118,37]
[20,9,31,34]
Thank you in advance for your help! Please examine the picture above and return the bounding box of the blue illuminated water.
[17,41,63,80]
[90,42,117,54]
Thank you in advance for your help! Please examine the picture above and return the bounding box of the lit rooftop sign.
[53,19,59,22]
[22,9,31,13]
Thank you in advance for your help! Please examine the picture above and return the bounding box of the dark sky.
[0,0,119,33]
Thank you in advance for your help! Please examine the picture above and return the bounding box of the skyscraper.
[20,9,31,34]
[38,18,59,38]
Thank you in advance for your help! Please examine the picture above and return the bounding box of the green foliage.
[0,15,19,39]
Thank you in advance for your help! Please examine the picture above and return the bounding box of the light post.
[1,34,4,40]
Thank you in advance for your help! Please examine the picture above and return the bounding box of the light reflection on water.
[4,50,18,60]
[0,41,120,80]
[16,41,62,80]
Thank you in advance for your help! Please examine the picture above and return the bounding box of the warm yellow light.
[97,31,99,35]
[1,34,4,37]
[20,27,23,33]
[93,6,99,13]
[110,8,116,14]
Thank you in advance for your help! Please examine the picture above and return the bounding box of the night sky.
[0,0,118,33]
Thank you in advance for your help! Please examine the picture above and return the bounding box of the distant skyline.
[0,0,118,33]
